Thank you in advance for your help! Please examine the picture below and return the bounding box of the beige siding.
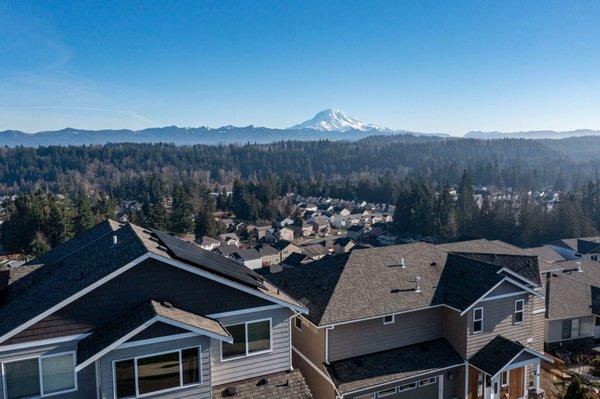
[210,308,292,385]
[292,351,337,399]
[292,315,327,369]
[442,307,467,358]
[466,294,533,357]
[327,308,443,362]
[546,316,596,343]
[531,312,545,352]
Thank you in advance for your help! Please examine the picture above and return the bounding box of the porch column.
[534,362,541,392]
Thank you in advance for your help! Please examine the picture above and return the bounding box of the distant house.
[217,233,240,247]
[282,252,312,267]
[198,235,221,251]
[271,240,301,262]
[291,224,313,238]
[229,248,262,269]
[278,217,295,228]
[333,237,355,254]
[278,226,295,241]
[346,225,366,241]
[301,244,329,261]
[256,244,281,267]
[310,216,330,235]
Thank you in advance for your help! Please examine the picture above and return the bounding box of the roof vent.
[112,235,118,246]
[576,261,583,272]
[414,276,422,293]
[257,377,270,386]
[162,301,173,309]
[401,258,406,268]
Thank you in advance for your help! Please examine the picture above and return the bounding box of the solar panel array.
[151,229,265,289]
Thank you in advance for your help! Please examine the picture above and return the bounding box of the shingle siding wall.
[327,308,443,362]
[210,308,292,386]
[466,294,533,357]
[97,335,211,399]
[11,259,271,344]
[0,339,96,399]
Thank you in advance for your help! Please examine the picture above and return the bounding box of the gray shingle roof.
[77,300,230,366]
[468,336,525,377]
[326,338,462,394]
[526,246,566,263]
[263,240,541,326]
[212,369,312,399]
[451,252,541,286]
[0,220,305,344]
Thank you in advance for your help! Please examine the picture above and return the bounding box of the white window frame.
[295,316,303,331]
[418,376,437,387]
[376,387,397,397]
[111,345,202,399]
[1,351,78,399]
[473,307,484,334]
[398,382,417,392]
[501,370,508,387]
[514,299,524,325]
[382,315,395,325]
[220,318,273,362]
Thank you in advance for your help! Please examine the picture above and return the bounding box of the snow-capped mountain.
[288,108,384,132]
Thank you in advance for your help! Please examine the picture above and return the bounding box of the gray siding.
[466,294,533,357]
[12,259,271,344]
[485,281,525,297]
[328,308,443,362]
[210,307,292,386]
[546,316,596,343]
[343,367,460,399]
[442,307,467,358]
[0,338,95,399]
[98,335,211,399]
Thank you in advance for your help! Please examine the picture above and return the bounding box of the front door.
[508,367,524,398]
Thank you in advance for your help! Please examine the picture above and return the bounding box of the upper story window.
[113,346,201,398]
[514,299,524,325]
[222,319,272,360]
[472,307,484,334]
[501,371,508,387]
[3,352,76,399]
[561,318,581,340]
[383,315,395,325]
[295,316,303,331]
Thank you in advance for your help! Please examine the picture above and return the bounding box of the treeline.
[0,179,295,255]
[394,172,600,247]
[1,137,600,199]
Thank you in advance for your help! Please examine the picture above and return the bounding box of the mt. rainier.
[287,108,385,132]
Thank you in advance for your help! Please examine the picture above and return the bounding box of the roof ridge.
[445,252,503,270]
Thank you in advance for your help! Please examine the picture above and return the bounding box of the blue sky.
[1,1,600,135]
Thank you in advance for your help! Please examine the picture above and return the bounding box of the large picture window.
[3,352,76,399]
[222,319,272,360]
[113,346,201,398]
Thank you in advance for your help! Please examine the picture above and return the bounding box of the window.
[295,316,302,331]
[418,377,436,386]
[376,387,397,397]
[473,307,483,333]
[561,318,582,340]
[398,382,417,391]
[592,255,598,261]
[501,371,508,387]
[382,315,394,325]
[3,352,76,399]
[222,319,272,360]
[355,394,374,399]
[113,347,201,398]
[514,299,524,325]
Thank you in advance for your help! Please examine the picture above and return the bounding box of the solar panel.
[151,229,265,289]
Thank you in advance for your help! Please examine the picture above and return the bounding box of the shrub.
[591,356,600,377]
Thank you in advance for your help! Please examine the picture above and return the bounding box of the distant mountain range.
[465,129,600,140]
[3,109,600,147]
[0,109,446,147]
